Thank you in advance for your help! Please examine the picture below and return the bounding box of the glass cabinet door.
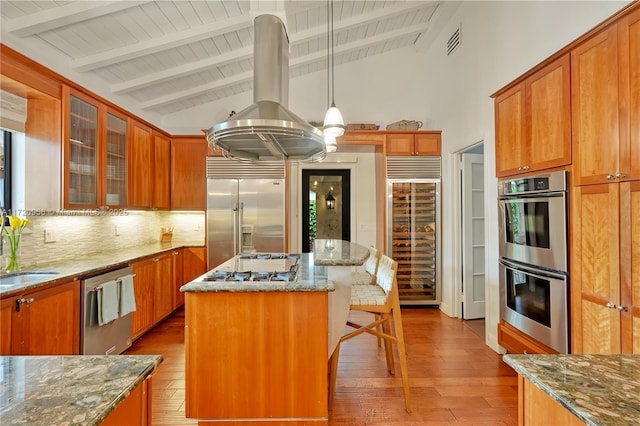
[105,112,127,206]
[68,95,98,205]
[388,181,438,303]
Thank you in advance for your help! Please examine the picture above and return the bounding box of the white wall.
[162,1,630,352]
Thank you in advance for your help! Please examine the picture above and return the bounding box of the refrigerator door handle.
[233,202,238,255]
[238,202,244,253]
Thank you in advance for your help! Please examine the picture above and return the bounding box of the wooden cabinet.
[153,252,174,322]
[570,181,640,353]
[101,374,153,426]
[1,297,14,355]
[179,247,206,308]
[1,280,80,355]
[185,291,328,423]
[494,54,571,177]
[572,8,640,185]
[131,257,155,339]
[518,375,584,425]
[129,121,171,210]
[153,132,171,210]
[63,87,128,208]
[128,120,153,209]
[498,320,558,355]
[385,132,441,156]
[131,252,175,339]
[171,136,207,210]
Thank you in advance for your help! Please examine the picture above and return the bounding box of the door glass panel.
[505,269,551,327]
[68,95,98,205]
[105,113,127,206]
[390,182,437,302]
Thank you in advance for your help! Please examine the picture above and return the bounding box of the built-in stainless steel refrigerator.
[206,157,286,269]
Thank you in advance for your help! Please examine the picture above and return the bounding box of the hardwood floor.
[126,307,518,425]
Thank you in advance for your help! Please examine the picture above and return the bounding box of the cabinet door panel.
[618,8,640,182]
[153,133,171,210]
[571,26,620,185]
[131,259,155,338]
[495,83,526,176]
[414,133,441,156]
[154,255,173,322]
[386,134,414,156]
[527,54,571,171]
[171,137,207,210]
[620,182,640,353]
[129,120,153,208]
[572,184,621,353]
[21,281,80,355]
[1,298,14,355]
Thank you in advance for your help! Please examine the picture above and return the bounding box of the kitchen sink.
[0,272,59,286]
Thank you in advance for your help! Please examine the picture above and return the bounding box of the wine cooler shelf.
[388,181,439,304]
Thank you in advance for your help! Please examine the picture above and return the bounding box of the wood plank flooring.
[125,307,518,425]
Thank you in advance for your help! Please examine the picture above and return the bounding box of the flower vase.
[5,235,21,273]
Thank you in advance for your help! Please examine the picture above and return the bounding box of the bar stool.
[329,254,411,412]
[350,245,380,285]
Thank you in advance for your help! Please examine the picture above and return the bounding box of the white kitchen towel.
[119,274,137,317]
[97,280,119,326]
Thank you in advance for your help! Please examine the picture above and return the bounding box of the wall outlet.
[193,222,200,231]
[44,229,56,243]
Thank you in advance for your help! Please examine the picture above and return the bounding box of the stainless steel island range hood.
[207,15,325,162]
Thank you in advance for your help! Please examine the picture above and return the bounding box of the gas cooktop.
[203,253,301,283]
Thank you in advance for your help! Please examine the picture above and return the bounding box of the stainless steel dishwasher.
[80,265,134,355]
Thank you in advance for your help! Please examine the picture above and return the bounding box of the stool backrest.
[375,255,397,295]
[364,246,380,277]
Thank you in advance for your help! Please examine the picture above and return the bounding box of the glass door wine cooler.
[387,180,441,305]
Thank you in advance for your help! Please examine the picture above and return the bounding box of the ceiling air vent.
[447,26,461,56]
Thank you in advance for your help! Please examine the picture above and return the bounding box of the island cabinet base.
[518,375,584,426]
[184,291,329,424]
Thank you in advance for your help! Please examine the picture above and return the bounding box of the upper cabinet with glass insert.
[63,86,127,209]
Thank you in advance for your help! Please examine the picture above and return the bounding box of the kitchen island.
[0,355,161,425]
[504,354,640,425]
[180,239,369,425]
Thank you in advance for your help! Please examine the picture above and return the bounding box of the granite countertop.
[181,240,369,293]
[181,252,333,292]
[503,354,640,426]
[0,355,162,426]
[0,241,204,298]
[313,239,370,266]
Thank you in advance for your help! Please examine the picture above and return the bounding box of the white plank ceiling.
[1,1,443,117]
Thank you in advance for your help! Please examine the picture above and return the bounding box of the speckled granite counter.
[0,241,204,297]
[0,355,162,425]
[313,239,370,266]
[180,252,333,293]
[503,354,640,426]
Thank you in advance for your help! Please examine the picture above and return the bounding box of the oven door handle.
[499,258,567,280]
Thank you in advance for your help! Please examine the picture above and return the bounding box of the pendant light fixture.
[323,0,345,140]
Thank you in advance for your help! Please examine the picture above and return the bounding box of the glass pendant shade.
[324,134,337,152]
[323,103,345,137]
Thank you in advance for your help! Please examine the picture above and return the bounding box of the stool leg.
[392,303,411,413]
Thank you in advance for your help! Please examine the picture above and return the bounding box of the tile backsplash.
[7,210,205,268]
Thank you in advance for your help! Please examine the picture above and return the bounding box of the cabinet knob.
[617,305,629,312]
[522,165,530,171]
[614,173,626,179]
[605,301,615,308]
[153,258,160,263]
[606,174,614,180]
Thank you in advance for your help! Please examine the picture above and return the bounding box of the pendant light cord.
[330,0,336,107]
[327,0,330,109]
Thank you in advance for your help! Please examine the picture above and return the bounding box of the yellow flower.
[5,215,30,233]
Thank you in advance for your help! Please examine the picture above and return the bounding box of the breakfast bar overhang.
[180,239,369,425]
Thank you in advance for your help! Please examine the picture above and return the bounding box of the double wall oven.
[498,171,569,353]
